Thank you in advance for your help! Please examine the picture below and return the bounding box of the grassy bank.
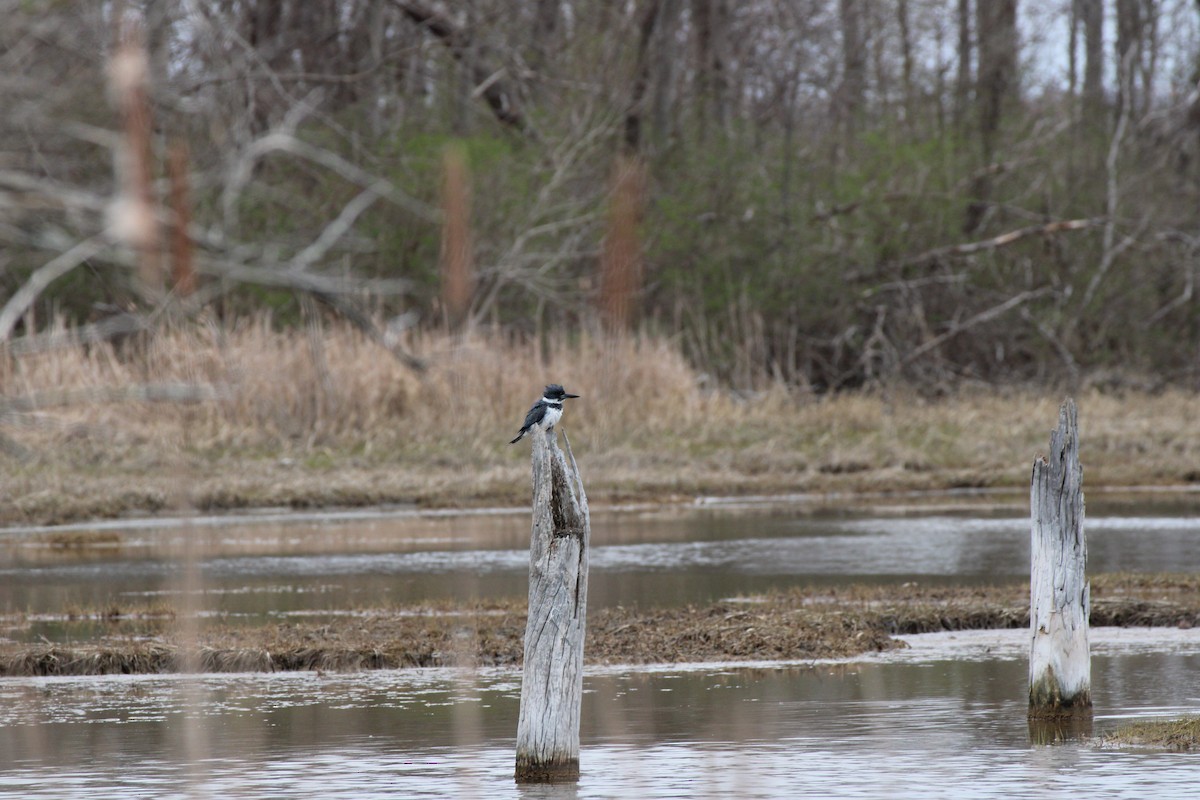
[3,574,1198,677]
[5,322,1200,527]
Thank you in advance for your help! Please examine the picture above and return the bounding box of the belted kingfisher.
[509,384,580,444]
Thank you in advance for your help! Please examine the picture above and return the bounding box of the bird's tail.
[508,430,526,445]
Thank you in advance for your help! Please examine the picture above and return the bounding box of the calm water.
[1,632,1199,798]
[3,497,1200,623]
[3,498,1200,797]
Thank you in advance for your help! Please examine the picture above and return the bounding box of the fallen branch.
[0,384,220,417]
[0,233,111,342]
[849,218,1103,283]
[899,288,1051,369]
[308,290,426,373]
[3,313,150,357]
[0,238,424,371]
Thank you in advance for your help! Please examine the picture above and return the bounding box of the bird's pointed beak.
[565,393,580,399]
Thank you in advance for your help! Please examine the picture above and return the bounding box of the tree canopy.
[3,0,1200,391]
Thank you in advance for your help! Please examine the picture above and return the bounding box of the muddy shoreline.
[3,576,1197,678]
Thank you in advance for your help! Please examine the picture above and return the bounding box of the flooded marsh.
[2,497,1200,797]
[5,497,1200,619]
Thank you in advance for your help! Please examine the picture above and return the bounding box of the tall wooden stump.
[1029,399,1092,719]
[515,430,590,783]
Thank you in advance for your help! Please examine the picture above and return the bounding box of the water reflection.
[1,652,1199,798]
[1027,716,1094,745]
[3,505,1200,621]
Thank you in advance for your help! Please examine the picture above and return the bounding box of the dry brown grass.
[4,318,1200,525]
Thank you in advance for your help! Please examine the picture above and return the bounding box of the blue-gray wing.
[520,402,543,431]
[509,402,544,443]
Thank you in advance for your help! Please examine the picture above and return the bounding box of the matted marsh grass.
[1101,717,1200,750]
[2,575,1197,678]
[5,318,1200,525]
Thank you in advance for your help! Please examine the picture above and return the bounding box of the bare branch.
[900,288,1052,369]
[391,0,531,135]
[1019,307,1080,383]
[222,130,440,227]
[850,219,1103,283]
[192,256,413,297]
[0,233,111,342]
[0,170,109,214]
[288,184,385,272]
[1080,46,1136,312]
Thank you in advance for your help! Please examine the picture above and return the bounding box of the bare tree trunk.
[1029,399,1092,719]
[838,0,866,131]
[625,0,664,154]
[243,0,286,132]
[966,0,1018,233]
[529,0,560,73]
[897,0,915,125]
[1116,0,1143,115]
[1069,0,1079,97]
[954,0,972,129]
[976,0,1019,148]
[1081,0,1104,115]
[692,0,729,140]
[649,0,683,151]
[515,430,591,783]
[1138,0,1160,119]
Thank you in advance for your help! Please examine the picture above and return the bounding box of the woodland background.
[3,0,1200,393]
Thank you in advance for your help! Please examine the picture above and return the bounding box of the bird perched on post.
[509,384,580,444]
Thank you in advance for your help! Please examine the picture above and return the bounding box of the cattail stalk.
[598,155,645,332]
[109,17,162,296]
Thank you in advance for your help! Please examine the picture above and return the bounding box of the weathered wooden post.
[514,429,590,783]
[1029,398,1091,720]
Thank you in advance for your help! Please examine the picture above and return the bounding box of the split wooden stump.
[514,429,590,783]
[1029,398,1092,720]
